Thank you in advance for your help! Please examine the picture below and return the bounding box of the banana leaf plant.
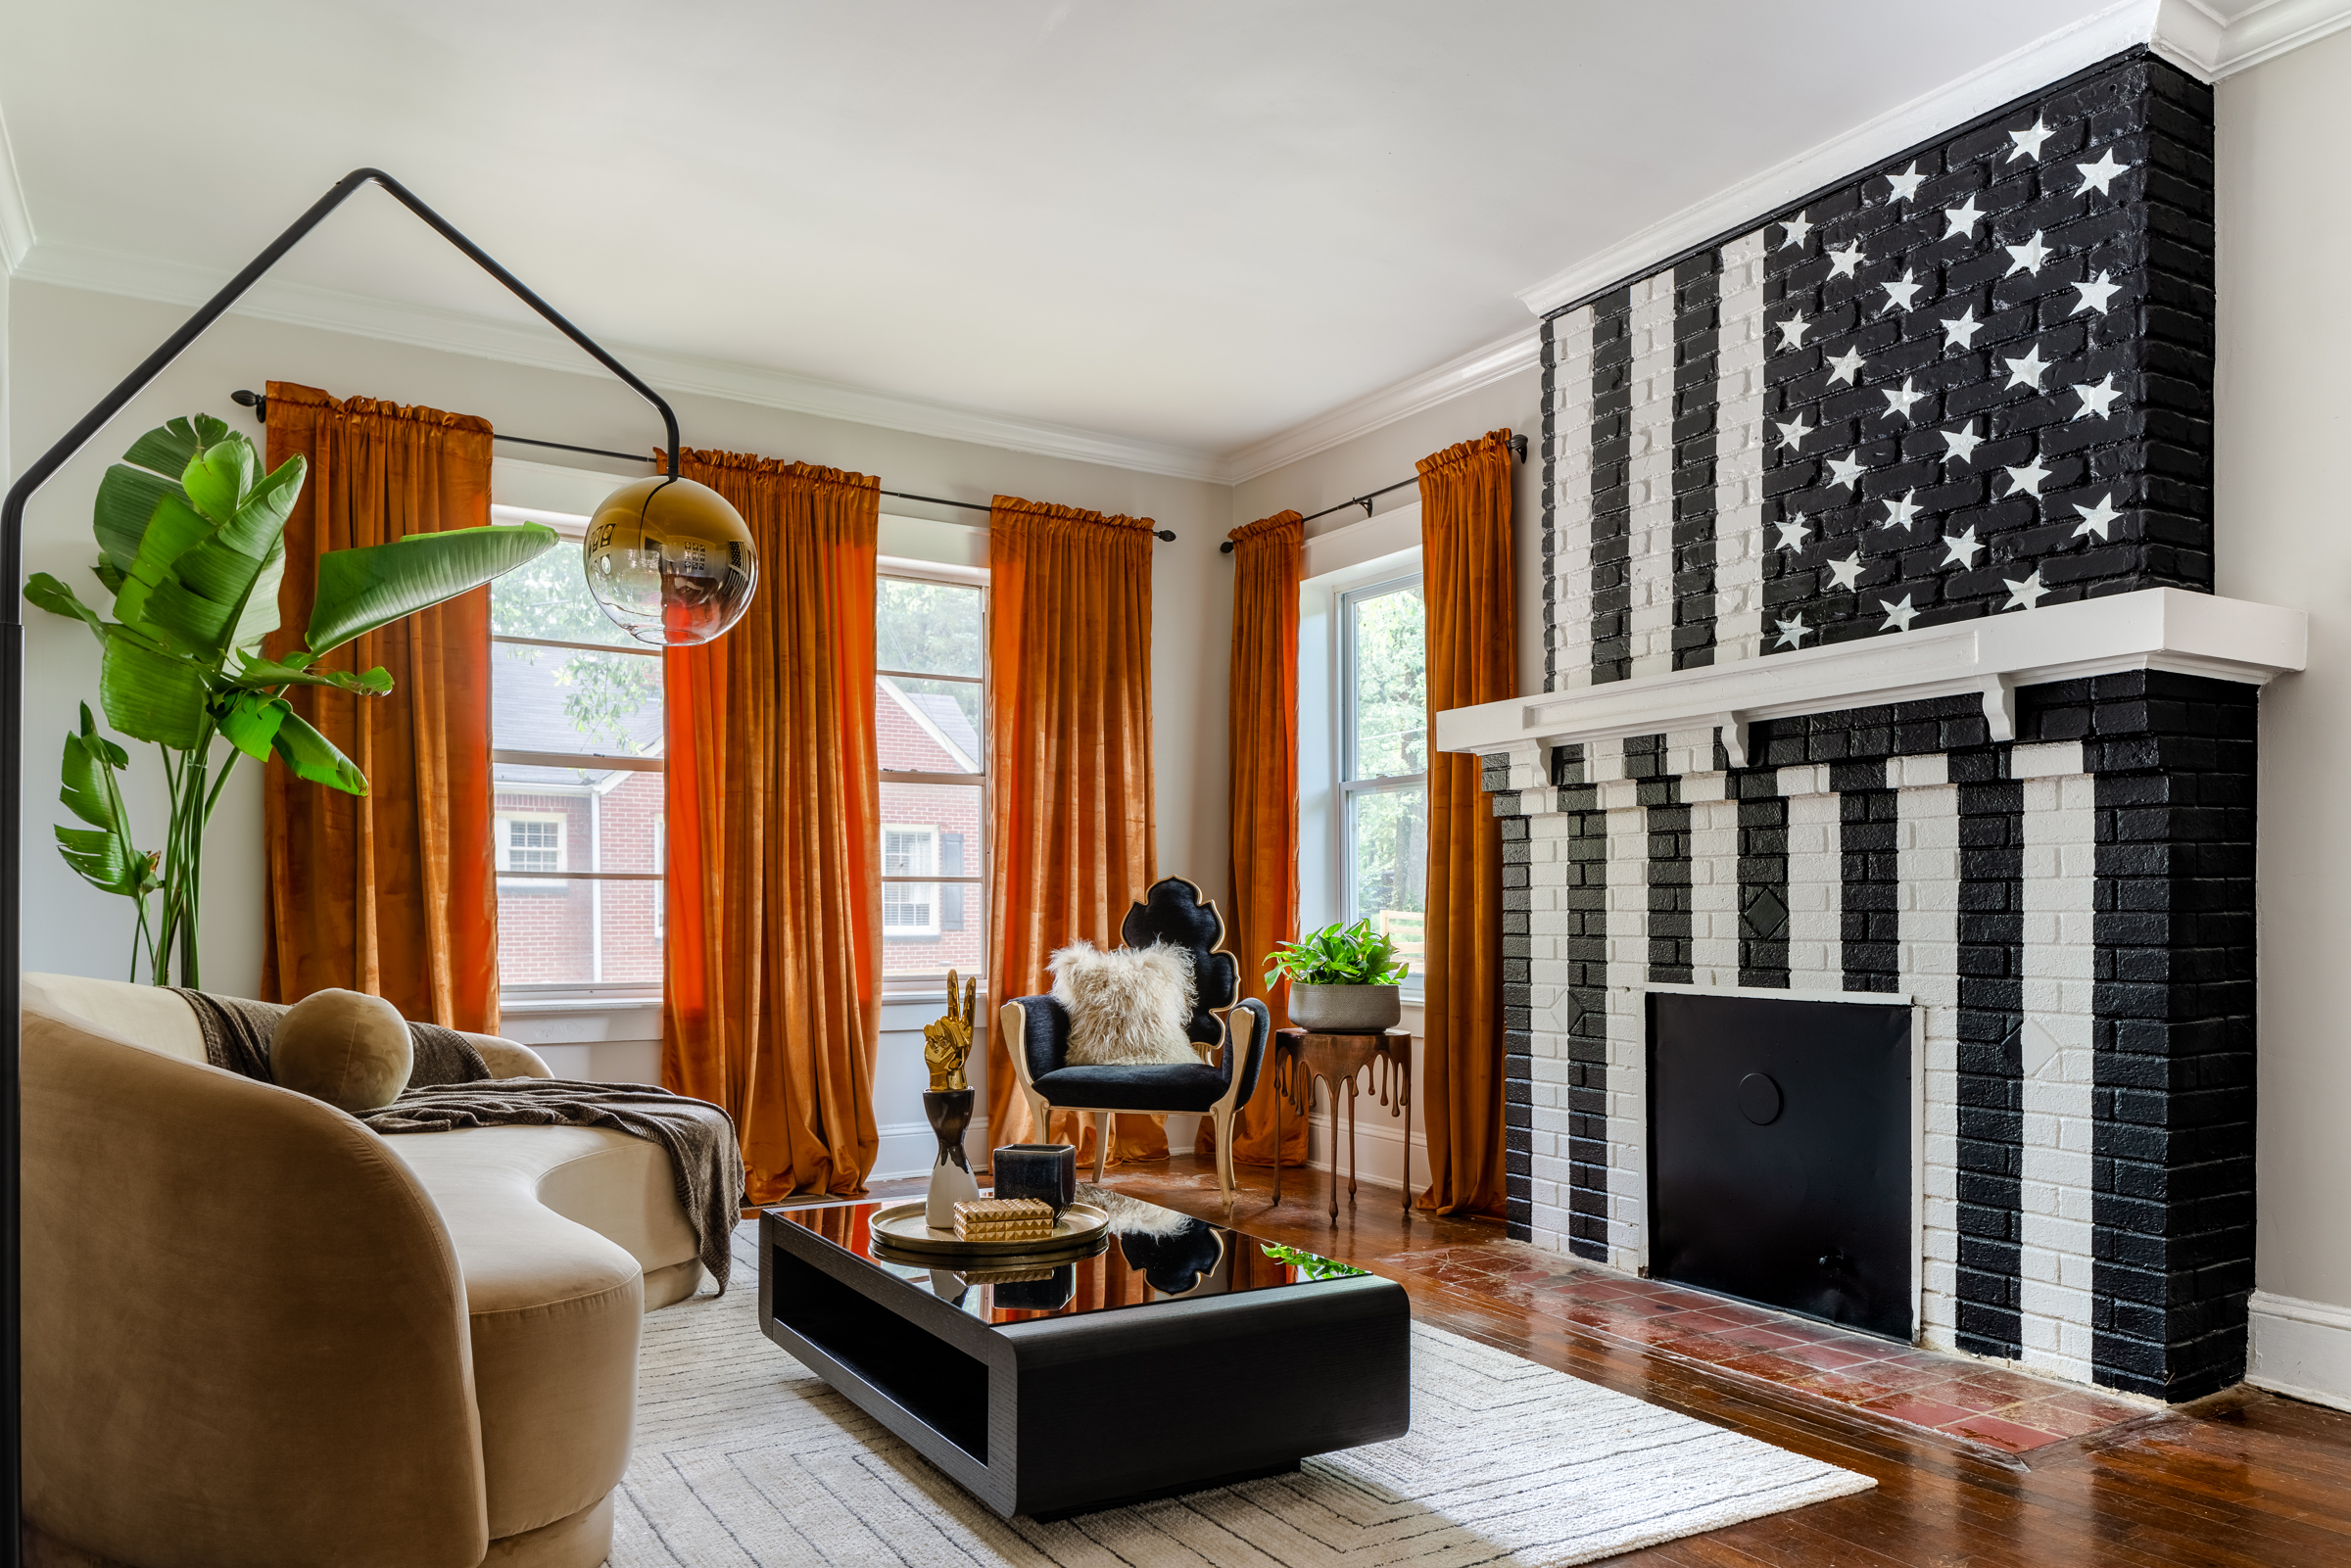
[26,414,558,987]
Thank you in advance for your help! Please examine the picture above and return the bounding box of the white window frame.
[1299,502,1427,999]
[1338,574,1428,987]
[877,553,989,996]
[497,811,568,877]
[489,503,666,998]
[882,824,942,936]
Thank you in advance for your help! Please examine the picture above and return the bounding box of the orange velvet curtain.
[985,496,1161,1168]
[1207,510,1308,1167]
[1417,430,1517,1216]
[261,381,500,1029]
[663,450,883,1204]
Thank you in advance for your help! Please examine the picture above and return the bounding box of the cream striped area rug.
[611,1224,1871,1566]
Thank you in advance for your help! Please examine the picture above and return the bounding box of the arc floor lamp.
[0,167,753,1558]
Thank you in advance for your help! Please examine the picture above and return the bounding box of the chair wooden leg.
[1093,1114,1111,1181]
[1211,1106,1236,1204]
[1024,1089,1051,1153]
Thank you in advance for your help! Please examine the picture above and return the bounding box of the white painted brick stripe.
[1712,229,1769,667]
[1898,781,1962,1350]
[1549,304,1597,691]
[2017,749,2096,1382]
[1786,790,1842,988]
[1625,275,1677,680]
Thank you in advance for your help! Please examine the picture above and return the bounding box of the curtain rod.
[1224,433,1527,552]
[228,390,1178,541]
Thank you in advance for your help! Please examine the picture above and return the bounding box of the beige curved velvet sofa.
[20,973,707,1568]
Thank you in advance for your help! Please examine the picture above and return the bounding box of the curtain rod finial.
[231,388,266,423]
[1156,529,1176,542]
[1220,540,1235,554]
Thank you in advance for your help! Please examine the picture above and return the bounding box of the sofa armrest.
[22,1004,489,1568]
[463,1030,553,1079]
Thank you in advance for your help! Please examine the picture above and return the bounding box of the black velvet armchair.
[996,877,1271,1203]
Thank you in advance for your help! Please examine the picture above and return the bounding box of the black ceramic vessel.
[991,1141,1077,1214]
[924,1089,976,1172]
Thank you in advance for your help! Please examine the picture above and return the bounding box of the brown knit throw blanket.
[175,990,491,1087]
[362,1081,744,1294]
[175,990,745,1294]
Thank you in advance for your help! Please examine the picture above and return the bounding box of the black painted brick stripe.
[1735,769,1789,987]
[1672,252,1722,672]
[1834,758,1900,993]
[1590,287,1633,685]
[1954,761,2025,1360]
[1563,767,1609,1261]
[2087,673,2258,1402]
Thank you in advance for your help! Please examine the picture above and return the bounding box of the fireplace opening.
[1648,991,1913,1341]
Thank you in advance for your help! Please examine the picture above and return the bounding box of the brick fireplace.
[1436,50,2304,1403]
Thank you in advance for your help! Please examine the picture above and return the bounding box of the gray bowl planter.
[1288,982,1402,1033]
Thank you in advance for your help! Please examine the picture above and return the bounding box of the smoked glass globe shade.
[582,475,758,646]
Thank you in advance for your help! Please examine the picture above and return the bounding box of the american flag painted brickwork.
[1541,50,2214,688]
[1486,673,2258,1403]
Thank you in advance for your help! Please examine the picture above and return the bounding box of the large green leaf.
[226,649,393,695]
[99,636,209,748]
[120,415,231,481]
[25,573,108,642]
[54,704,156,900]
[216,689,287,763]
[111,454,299,662]
[59,704,127,828]
[93,464,181,574]
[179,438,254,525]
[267,706,367,795]
[306,523,558,655]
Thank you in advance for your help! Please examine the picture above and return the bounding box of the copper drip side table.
[1270,1027,1414,1221]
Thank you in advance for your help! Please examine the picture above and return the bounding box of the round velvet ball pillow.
[272,989,412,1113]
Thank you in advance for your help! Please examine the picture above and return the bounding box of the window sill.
[496,993,663,1082]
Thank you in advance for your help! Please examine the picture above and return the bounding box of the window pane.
[878,578,983,678]
[1347,784,1426,974]
[491,533,638,648]
[879,677,982,773]
[494,643,663,760]
[1348,584,1425,780]
[494,877,663,985]
[495,774,664,876]
[881,781,983,982]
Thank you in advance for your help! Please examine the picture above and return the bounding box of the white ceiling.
[0,0,2279,473]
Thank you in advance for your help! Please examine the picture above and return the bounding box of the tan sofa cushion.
[271,987,413,1111]
[22,1004,490,1568]
[388,1126,702,1539]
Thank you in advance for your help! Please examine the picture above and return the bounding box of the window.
[498,813,566,876]
[876,560,987,991]
[488,503,666,991]
[882,826,940,934]
[1340,575,1427,983]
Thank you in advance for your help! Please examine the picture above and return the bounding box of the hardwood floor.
[1063,1154,2351,1568]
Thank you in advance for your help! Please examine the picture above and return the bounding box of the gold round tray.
[868,1200,1110,1260]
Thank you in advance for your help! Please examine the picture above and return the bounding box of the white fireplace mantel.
[1434,589,2307,765]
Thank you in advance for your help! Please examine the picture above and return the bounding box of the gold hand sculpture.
[923,969,976,1092]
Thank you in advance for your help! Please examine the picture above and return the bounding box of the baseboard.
[871,1117,988,1184]
[1289,1111,1429,1196]
[2247,1290,2351,1413]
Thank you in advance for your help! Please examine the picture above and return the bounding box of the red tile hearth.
[1372,1242,2153,1455]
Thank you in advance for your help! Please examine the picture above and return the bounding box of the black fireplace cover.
[1648,992,1912,1340]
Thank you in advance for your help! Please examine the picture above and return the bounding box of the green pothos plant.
[27,414,557,987]
[1262,919,1411,989]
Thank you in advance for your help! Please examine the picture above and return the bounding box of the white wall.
[5,279,1228,1163]
[2215,26,2351,1409]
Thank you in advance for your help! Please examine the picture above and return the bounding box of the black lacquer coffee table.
[758,1193,1411,1519]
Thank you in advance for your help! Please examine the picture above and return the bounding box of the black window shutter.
[940,833,965,930]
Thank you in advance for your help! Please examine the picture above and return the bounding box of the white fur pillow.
[1049,940,1200,1068]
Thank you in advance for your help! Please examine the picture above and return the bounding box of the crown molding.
[1514,2,2179,318]
[1221,327,1540,486]
[0,100,32,273]
[2161,0,2351,74]
[6,240,1229,483]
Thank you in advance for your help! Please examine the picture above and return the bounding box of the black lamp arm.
[0,166,681,609]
